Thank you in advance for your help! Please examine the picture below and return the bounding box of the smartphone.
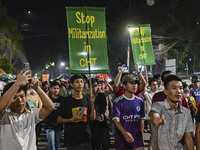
[21,62,29,71]
[77,107,85,114]
[21,62,30,75]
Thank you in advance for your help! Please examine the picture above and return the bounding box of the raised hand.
[29,78,40,91]
[118,64,125,73]
[135,63,141,73]
[15,70,32,87]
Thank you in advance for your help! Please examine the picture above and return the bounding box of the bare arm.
[196,123,200,150]
[37,96,43,108]
[104,79,113,96]
[113,65,125,93]
[0,70,31,119]
[135,63,147,91]
[30,78,54,119]
[185,132,194,150]
[114,118,134,143]
[140,119,144,144]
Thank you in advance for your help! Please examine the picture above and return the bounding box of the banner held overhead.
[66,7,109,74]
[128,24,155,66]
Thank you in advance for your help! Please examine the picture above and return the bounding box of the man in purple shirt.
[112,74,145,150]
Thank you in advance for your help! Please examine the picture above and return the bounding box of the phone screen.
[77,107,85,114]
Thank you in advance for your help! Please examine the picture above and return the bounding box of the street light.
[59,62,65,75]
[60,62,65,67]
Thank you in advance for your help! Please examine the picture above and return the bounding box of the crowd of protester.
[1,64,200,150]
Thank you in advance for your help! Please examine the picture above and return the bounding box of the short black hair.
[91,78,99,84]
[194,80,200,84]
[161,70,173,81]
[164,75,182,89]
[50,81,60,88]
[53,79,61,84]
[153,74,161,80]
[2,82,28,96]
[100,80,105,84]
[70,74,84,84]
[149,78,157,86]
[183,83,189,89]
[81,74,88,82]
[192,75,198,80]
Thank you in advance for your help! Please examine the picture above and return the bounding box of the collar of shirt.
[7,108,31,117]
[163,100,183,113]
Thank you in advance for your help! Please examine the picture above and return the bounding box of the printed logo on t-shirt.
[72,107,87,122]
[123,115,141,122]
[54,102,61,109]
[27,99,37,108]
[136,106,140,112]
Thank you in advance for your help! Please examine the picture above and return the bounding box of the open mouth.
[175,95,182,99]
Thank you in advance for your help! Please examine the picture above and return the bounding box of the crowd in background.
[1,64,200,150]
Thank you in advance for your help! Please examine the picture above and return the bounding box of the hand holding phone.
[77,107,85,115]
[71,107,85,122]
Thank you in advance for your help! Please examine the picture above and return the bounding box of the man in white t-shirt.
[0,70,54,150]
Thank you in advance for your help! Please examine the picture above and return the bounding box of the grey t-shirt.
[0,108,42,150]
[150,100,194,150]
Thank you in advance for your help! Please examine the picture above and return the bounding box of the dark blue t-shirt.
[190,88,200,104]
[112,94,145,150]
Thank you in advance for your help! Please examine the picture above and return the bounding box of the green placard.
[128,24,155,66]
[66,7,109,74]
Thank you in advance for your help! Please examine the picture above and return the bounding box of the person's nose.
[16,97,23,103]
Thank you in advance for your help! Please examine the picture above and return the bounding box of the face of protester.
[150,81,158,92]
[164,80,183,103]
[71,78,84,92]
[44,84,49,90]
[157,77,162,86]
[51,85,60,96]
[65,82,69,88]
[123,81,138,94]
[195,82,200,89]
[10,90,26,115]
[101,82,105,90]
[92,82,99,93]
[183,87,190,94]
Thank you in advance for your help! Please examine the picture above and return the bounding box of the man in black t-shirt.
[45,82,64,150]
[57,74,95,150]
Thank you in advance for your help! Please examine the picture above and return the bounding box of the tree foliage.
[0,55,15,73]
[0,7,23,57]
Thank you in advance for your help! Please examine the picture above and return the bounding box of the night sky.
[2,0,194,77]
